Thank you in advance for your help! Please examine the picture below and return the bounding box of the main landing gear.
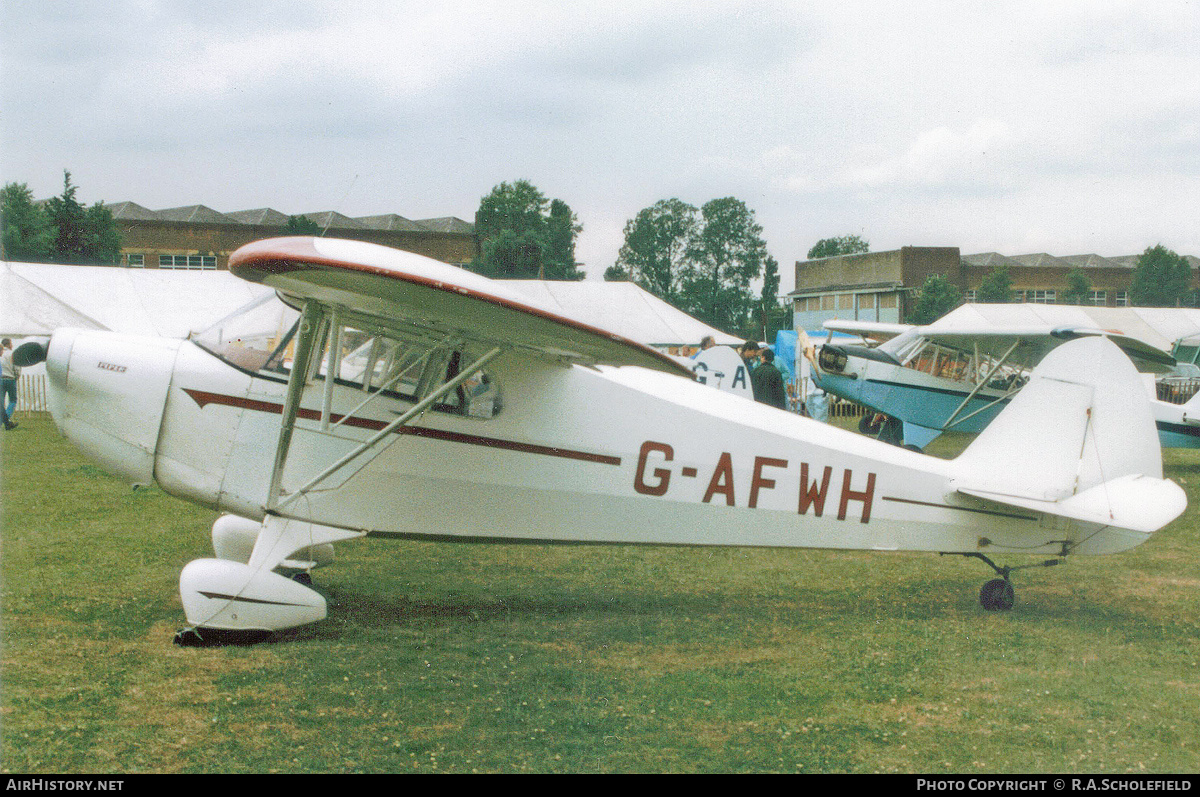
[956,552,1066,611]
[859,413,904,446]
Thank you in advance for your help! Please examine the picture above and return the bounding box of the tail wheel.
[979,578,1015,611]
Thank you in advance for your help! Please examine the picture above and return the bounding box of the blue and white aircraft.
[811,316,1200,450]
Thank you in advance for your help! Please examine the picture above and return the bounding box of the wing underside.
[228,237,693,376]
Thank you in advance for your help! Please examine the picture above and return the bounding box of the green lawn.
[2,414,1198,773]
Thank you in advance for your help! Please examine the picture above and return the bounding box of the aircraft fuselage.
[47,329,1150,558]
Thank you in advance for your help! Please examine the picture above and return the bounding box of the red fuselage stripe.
[182,388,622,466]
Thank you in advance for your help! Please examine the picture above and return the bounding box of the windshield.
[193,294,300,374]
[878,328,925,363]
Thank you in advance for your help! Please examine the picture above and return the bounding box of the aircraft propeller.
[13,338,50,367]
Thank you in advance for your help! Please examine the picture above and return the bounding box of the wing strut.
[268,344,503,513]
[327,339,454,433]
[320,306,343,430]
[943,340,1022,430]
[267,300,325,508]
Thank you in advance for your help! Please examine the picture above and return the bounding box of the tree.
[1,182,53,261]
[1129,244,1192,307]
[807,234,869,259]
[285,215,322,235]
[680,197,771,335]
[472,180,583,280]
[44,171,90,263]
[605,198,699,304]
[756,254,789,342]
[975,265,1015,303]
[84,201,121,265]
[42,171,121,265]
[1062,268,1092,305]
[478,229,545,279]
[610,197,775,337]
[908,273,963,324]
[543,199,583,280]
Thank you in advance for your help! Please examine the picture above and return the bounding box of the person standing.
[751,348,788,410]
[739,341,760,372]
[691,335,717,359]
[1,339,19,430]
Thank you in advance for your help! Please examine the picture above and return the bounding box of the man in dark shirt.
[751,348,788,410]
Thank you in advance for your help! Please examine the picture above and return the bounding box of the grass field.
[2,414,1198,774]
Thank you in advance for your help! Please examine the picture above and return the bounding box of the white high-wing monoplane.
[30,238,1186,644]
[812,318,1195,451]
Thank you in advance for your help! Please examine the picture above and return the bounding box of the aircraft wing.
[917,325,1176,373]
[228,237,693,376]
[822,319,911,342]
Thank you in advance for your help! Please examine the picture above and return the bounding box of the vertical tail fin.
[948,337,1184,538]
[954,336,1161,499]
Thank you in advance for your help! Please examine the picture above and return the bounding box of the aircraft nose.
[45,328,182,487]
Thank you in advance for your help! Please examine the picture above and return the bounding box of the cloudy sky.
[3,0,1198,291]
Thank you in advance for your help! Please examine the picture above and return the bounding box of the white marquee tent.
[1,261,741,350]
[502,279,741,348]
[1,262,272,339]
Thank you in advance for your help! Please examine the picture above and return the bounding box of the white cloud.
[3,0,1198,292]
[847,119,1018,188]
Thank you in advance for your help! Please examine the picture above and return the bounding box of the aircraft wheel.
[979,578,1015,611]
[879,416,904,446]
[292,572,313,586]
[858,414,884,435]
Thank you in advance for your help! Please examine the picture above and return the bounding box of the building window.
[879,294,897,309]
[858,293,875,310]
[964,290,976,303]
[821,295,834,310]
[838,293,854,310]
[159,254,217,270]
[1029,290,1056,304]
[1114,291,1128,307]
[126,254,144,268]
[1088,290,1107,306]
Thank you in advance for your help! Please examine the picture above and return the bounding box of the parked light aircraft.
[27,237,1186,644]
[811,318,1200,450]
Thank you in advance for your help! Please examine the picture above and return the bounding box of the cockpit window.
[879,333,1031,392]
[194,296,501,418]
[309,321,502,418]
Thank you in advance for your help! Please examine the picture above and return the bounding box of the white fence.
[14,374,49,413]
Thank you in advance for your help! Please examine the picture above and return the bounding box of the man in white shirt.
[1,338,19,430]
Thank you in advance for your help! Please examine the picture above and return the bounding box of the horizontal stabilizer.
[953,474,1186,534]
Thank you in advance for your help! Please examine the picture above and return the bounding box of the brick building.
[107,202,477,271]
[790,246,961,328]
[790,246,1200,329]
